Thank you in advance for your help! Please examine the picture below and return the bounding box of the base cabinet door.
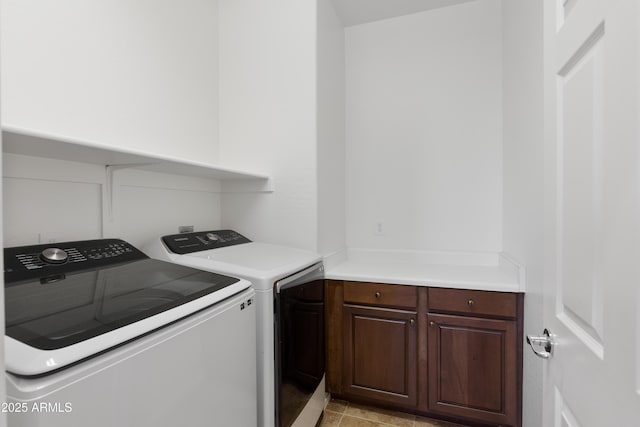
[343,305,417,407]
[427,313,517,426]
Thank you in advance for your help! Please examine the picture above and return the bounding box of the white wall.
[501,2,544,427]
[1,0,220,165]
[1,0,323,253]
[345,0,503,253]
[330,0,476,27]
[317,0,346,257]
[3,154,104,246]
[2,154,222,248]
[218,0,319,251]
[114,169,222,246]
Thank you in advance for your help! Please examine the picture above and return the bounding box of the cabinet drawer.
[344,282,417,309]
[428,288,517,319]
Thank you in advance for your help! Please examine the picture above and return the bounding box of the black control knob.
[40,248,68,264]
[206,233,220,242]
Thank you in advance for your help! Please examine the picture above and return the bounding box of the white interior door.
[540,0,640,426]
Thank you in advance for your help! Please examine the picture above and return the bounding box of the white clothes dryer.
[144,230,325,427]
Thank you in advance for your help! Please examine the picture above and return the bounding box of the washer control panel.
[162,229,251,255]
[4,239,146,284]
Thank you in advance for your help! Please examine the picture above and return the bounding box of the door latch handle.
[526,328,554,359]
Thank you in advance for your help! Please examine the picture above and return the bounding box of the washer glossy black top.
[4,239,240,350]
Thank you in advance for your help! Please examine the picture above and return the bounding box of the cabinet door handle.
[374,292,381,299]
[467,299,475,307]
[410,318,415,327]
[429,321,436,328]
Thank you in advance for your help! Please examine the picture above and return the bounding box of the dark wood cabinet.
[424,287,522,426]
[342,304,417,407]
[426,313,517,426]
[326,280,523,427]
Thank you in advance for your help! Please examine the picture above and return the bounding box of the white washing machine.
[4,238,256,427]
[144,230,325,427]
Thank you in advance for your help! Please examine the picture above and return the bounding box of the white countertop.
[325,249,524,293]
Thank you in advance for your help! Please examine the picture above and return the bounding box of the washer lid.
[5,259,241,352]
[5,239,252,376]
[4,278,252,377]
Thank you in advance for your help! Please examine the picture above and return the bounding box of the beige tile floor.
[320,399,470,427]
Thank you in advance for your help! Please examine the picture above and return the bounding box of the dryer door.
[274,263,324,427]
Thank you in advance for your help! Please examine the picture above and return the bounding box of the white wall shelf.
[2,126,273,189]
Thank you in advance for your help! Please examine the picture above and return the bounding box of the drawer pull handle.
[467,299,475,307]
[374,292,381,299]
[429,321,435,328]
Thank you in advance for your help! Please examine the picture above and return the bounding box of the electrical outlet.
[374,221,385,236]
[179,225,194,233]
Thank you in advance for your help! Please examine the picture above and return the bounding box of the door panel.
[353,315,406,393]
[427,313,516,426]
[554,390,583,427]
[343,305,417,406]
[556,21,605,358]
[543,0,640,425]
